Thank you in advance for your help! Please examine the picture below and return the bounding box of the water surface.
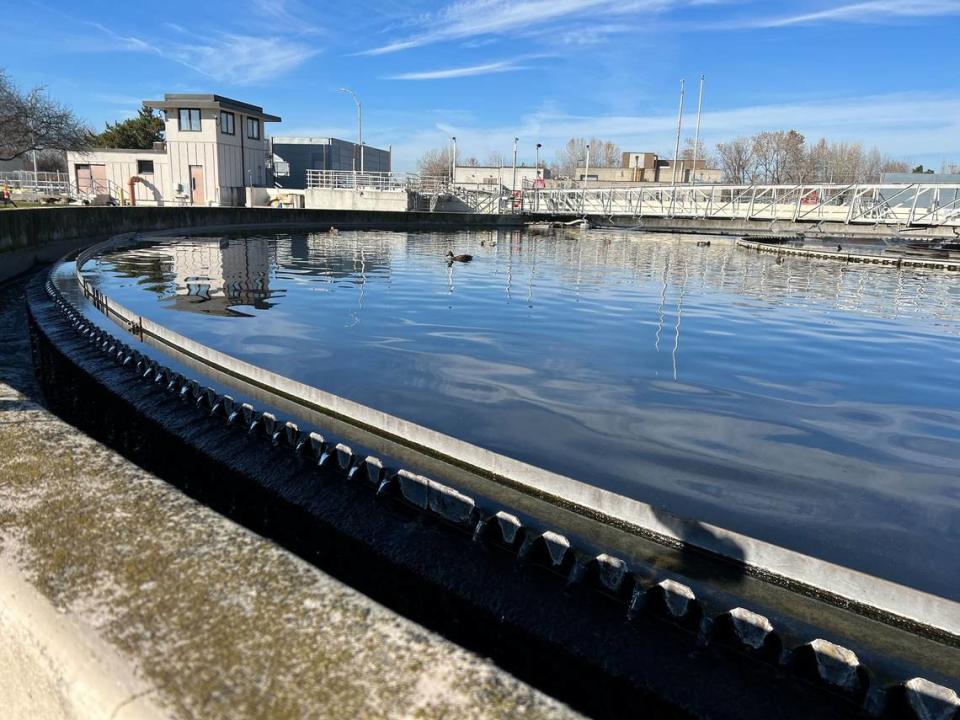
[84,229,960,600]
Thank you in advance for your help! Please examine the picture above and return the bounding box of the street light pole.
[672,79,685,186]
[581,143,590,215]
[451,136,457,184]
[691,75,704,185]
[338,88,363,173]
[512,137,518,195]
[535,142,543,213]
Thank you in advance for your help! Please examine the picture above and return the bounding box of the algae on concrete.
[0,275,580,720]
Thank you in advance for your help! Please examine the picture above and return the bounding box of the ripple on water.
[86,229,960,601]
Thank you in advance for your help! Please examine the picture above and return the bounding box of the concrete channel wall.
[0,206,524,284]
[71,229,960,644]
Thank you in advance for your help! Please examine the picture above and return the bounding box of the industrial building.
[67,93,281,206]
[452,165,548,192]
[574,151,722,186]
[270,137,391,189]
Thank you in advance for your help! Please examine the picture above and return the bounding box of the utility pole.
[672,79,685,186]
[338,88,363,173]
[512,137,518,195]
[691,75,704,185]
[581,143,591,214]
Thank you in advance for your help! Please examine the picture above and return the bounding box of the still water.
[85,229,960,600]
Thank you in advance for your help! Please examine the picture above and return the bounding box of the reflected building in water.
[111,237,280,316]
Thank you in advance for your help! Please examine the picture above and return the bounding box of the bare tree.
[681,137,714,167]
[751,130,806,184]
[487,151,505,167]
[0,69,90,161]
[554,137,621,177]
[716,137,754,184]
[416,147,453,178]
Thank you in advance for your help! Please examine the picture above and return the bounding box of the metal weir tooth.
[364,457,383,484]
[335,443,353,471]
[284,422,300,449]
[308,432,325,461]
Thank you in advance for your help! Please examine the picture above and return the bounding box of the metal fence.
[305,170,448,195]
[0,170,73,196]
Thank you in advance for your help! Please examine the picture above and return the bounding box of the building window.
[220,111,235,135]
[178,108,201,132]
[246,117,260,140]
[137,160,154,174]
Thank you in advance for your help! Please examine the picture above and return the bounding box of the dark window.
[178,108,201,131]
[246,117,260,140]
[137,160,154,174]
[220,111,235,135]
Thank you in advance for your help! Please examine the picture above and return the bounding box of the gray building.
[880,172,960,211]
[270,137,391,189]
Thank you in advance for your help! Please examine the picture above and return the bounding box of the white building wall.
[66,150,170,205]
[453,166,542,192]
[163,108,222,205]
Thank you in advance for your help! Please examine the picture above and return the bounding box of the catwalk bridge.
[519,182,960,231]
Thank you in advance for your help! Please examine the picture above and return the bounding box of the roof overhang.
[143,94,281,122]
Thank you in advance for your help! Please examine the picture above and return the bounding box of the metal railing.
[531,182,960,227]
[0,170,73,196]
[305,169,448,195]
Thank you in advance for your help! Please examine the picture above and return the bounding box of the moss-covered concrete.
[0,274,579,720]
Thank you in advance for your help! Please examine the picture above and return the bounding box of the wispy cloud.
[85,21,319,85]
[166,35,319,84]
[386,59,532,80]
[359,0,681,55]
[248,0,325,36]
[83,21,161,54]
[739,0,960,28]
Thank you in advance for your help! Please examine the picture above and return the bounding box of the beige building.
[67,94,280,206]
[453,165,548,192]
[570,151,723,186]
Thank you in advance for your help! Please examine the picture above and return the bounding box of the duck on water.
[446,251,473,263]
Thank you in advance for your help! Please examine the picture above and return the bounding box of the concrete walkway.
[0,273,579,720]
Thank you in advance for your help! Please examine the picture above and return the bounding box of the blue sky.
[3,0,960,171]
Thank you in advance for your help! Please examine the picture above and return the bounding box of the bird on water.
[446,251,473,263]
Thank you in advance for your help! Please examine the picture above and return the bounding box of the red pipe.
[128,176,144,207]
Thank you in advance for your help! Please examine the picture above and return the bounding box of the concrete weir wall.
[0,206,523,284]
[70,229,960,646]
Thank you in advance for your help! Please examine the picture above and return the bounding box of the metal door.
[190,165,205,205]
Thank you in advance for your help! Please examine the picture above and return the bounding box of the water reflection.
[105,237,280,316]
[88,229,960,601]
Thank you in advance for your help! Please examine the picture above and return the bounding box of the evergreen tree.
[92,108,164,149]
